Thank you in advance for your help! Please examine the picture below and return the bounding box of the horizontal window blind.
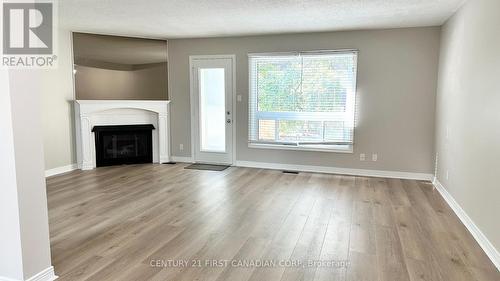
[248,50,358,147]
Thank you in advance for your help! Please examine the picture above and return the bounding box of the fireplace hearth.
[92,124,154,167]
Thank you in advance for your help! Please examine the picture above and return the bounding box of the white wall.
[10,69,53,279]
[0,71,24,281]
[0,69,54,280]
[168,27,441,174]
[435,0,500,251]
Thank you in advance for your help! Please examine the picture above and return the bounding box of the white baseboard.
[0,276,19,281]
[26,267,57,281]
[171,156,194,163]
[234,160,433,181]
[433,178,500,270]
[0,266,57,281]
[45,164,77,178]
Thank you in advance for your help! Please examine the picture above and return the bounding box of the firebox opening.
[92,124,154,167]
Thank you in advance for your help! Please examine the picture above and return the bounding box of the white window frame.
[247,50,358,153]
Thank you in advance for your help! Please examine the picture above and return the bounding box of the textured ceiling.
[60,0,464,39]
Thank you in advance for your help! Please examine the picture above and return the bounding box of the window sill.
[248,143,353,153]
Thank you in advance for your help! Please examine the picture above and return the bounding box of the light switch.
[237,95,242,102]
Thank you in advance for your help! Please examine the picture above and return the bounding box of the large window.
[248,50,358,152]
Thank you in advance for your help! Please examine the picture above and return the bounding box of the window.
[248,50,358,152]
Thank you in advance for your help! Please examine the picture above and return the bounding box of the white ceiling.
[60,0,464,39]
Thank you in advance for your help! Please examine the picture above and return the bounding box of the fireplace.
[75,100,170,170]
[92,124,154,167]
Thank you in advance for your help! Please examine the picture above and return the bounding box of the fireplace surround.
[75,100,170,170]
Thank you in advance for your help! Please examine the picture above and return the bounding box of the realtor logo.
[3,3,52,54]
[1,1,57,68]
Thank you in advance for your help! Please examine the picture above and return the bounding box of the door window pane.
[199,68,226,152]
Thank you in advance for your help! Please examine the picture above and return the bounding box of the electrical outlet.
[237,95,242,102]
[179,144,184,151]
[360,153,366,161]
[372,154,378,161]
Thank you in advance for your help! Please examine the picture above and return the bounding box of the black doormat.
[185,163,229,171]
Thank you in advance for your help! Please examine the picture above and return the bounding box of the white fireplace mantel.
[75,100,171,170]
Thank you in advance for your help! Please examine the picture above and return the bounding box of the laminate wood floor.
[46,164,499,281]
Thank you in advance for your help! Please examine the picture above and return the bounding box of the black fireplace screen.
[92,125,154,167]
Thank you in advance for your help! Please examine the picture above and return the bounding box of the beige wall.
[41,30,169,169]
[168,27,440,173]
[43,27,441,174]
[40,29,77,170]
[435,0,500,250]
[75,63,168,100]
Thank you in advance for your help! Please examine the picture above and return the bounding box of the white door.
[191,56,234,165]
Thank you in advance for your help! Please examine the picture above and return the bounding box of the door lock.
[226,119,231,124]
